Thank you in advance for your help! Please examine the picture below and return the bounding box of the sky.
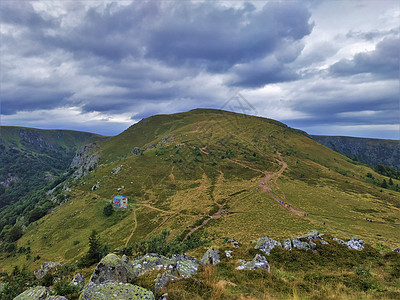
[0,0,399,139]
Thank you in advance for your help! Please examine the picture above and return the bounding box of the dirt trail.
[228,153,306,216]
[125,210,137,247]
[199,146,209,155]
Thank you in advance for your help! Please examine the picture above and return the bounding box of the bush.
[103,203,114,217]
[53,280,80,298]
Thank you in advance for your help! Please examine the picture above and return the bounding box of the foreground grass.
[149,238,400,299]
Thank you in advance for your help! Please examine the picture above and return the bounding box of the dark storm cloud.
[330,37,400,78]
[1,0,313,116]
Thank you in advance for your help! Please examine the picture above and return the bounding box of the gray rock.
[91,184,99,191]
[70,273,85,290]
[173,254,200,277]
[320,240,329,245]
[34,262,64,280]
[200,248,220,265]
[70,143,99,178]
[393,247,400,253]
[236,254,270,271]
[132,253,174,276]
[131,147,142,155]
[14,286,49,300]
[333,237,344,244]
[292,238,310,250]
[90,253,138,284]
[112,167,121,174]
[155,270,180,293]
[255,237,282,255]
[345,238,365,250]
[227,238,240,248]
[48,297,68,300]
[225,250,233,258]
[147,144,156,150]
[283,239,292,251]
[79,281,154,300]
[299,230,323,242]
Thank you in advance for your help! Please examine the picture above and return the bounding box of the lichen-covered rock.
[34,262,64,280]
[90,254,138,284]
[48,297,68,300]
[283,239,292,251]
[79,281,154,300]
[345,238,365,250]
[333,237,344,244]
[132,253,174,276]
[200,248,220,265]
[173,254,200,277]
[155,270,180,293]
[70,273,85,290]
[236,254,270,272]
[255,237,282,255]
[292,238,311,250]
[14,286,49,300]
[393,247,400,253]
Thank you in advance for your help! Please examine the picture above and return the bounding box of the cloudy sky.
[1,0,399,139]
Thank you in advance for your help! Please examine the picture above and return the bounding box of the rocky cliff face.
[311,135,400,170]
[70,143,100,178]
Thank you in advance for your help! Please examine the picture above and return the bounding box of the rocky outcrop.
[132,253,175,275]
[173,254,200,277]
[200,248,221,265]
[70,143,100,178]
[131,147,142,155]
[79,281,154,300]
[393,247,400,253]
[299,230,323,242]
[14,286,50,300]
[255,237,282,255]
[70,273,85,290]
[283,239,292,251]
[34,262,64,280]
[345,238,365,250]
[90,254,138,284]
[236,254,270,271]
[292,238,311,250]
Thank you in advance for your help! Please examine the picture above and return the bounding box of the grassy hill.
[0,126,106,235]
[1,110,399,298]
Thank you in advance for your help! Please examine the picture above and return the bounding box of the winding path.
[125,210,137,247]
[227,152,306,216]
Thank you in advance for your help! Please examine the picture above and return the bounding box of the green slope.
[311,135,400,170]
[0,126,106,233]
[1,109,399,273]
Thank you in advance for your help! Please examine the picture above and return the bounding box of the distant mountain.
[0,126,106,231]
[311,135,400,170]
